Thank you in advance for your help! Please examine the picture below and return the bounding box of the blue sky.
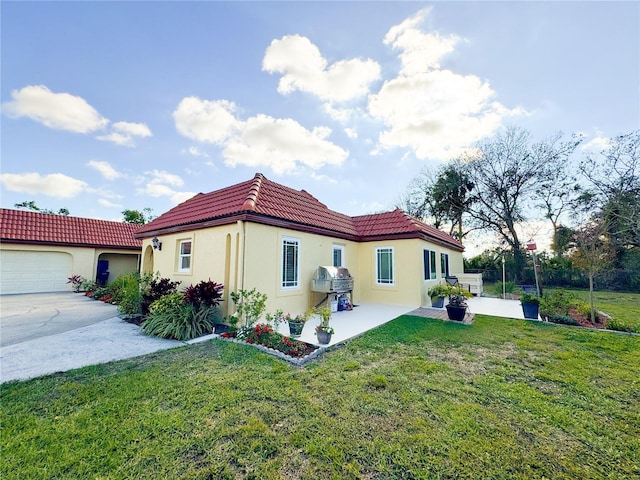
[2,1,638,243]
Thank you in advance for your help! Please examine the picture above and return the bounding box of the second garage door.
[0,250,73,294]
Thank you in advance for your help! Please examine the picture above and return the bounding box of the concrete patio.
[269,295,533,348]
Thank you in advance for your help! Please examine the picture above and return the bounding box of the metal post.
[502,255,506,299]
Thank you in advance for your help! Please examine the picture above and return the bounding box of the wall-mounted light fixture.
[152,236,162,251]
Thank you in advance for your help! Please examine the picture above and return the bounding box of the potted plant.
[445,286,472,321]
[427,284,449,308]
[315,304,334,344]
[284,308,313,337]
[520,291,541,319]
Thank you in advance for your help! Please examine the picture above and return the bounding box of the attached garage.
[0,250,72,294]
[0,209,141,295]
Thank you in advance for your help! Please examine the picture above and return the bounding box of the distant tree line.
[399,128,639,293]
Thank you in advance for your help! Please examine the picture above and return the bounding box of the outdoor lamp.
[152,236,162,251]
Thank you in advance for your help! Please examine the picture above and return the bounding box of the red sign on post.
[526,242,537,251]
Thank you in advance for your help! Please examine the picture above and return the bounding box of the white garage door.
[0,250,73,294]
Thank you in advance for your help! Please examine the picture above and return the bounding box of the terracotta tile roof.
[136,173,357,236]
[353,209,464,250]
[136,173,463,251]
[0,209,141,249]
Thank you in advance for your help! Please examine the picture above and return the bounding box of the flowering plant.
[315,305,334,334]
[240,323,317,357]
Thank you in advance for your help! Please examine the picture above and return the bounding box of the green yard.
[2,313,639,479]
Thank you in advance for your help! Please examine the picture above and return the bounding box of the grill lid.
[312,266,354,293]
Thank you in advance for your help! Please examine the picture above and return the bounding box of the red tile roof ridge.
[241,173,264,211]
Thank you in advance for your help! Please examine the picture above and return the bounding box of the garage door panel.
[1,251,73,294]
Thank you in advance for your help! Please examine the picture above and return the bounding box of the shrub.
[606,317,639,333]
[149,292,185,315]
[540,289,575,318]
[117,272,143,316]
[142,303,216,340]
[229,288,267,328]
[142,277,181,315]
[544,314,580,326]
[67,275,86,293]
[184,280,223,309]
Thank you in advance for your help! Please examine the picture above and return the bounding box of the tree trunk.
[589,272,596,324]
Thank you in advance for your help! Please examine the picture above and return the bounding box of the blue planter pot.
[288,321,305,336]
[431,296,445,308]
[521,302,540,319]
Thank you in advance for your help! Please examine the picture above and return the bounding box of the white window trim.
[333,244,345,267]
[178,240,192,273]
[375,246,395,286]
[424,249,437,281]
[281,236,300,290]
[440,253,450,278]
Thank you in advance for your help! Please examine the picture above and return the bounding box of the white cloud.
[2,85,108,133]
[222,115,347,174]
[580,132,610,152]
[368,9,524,161]
[87,160,122,180]
[136,169,195,205]
[344,128,358,139]
[96,121,152,147]
[183,146,209,158]
[98,198,123,208]
[263,34,381,103]
[174,97,348,174]
[173,97,239,143]
[323,104,353,122]
[145,169,184,187]
[0,172,88,198]
[112,121,152,138]
[384,8,460,76]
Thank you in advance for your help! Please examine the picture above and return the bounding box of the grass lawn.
[2,314,639,479]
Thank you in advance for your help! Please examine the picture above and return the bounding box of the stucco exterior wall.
[141,221,465,316]
[0,242,139,293]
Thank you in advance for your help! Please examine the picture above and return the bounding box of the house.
[0,208,141,294]
[136,173,465,317]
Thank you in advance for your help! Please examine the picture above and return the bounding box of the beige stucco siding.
[242,222,361,315]
[141,221,464,316]
[0,243,139,294]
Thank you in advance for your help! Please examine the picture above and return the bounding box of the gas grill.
[312,266,354,309]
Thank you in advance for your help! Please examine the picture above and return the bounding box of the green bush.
[142,304,217,340]
[149,292,186,315]
[540,289,575,318]
[545,314,580,326]
[117,272,143,316]
[606,317,639,333]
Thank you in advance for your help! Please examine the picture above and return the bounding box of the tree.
[579,131,639,255]
[395,166,446,228]
[430,161,475,240]
[14,200,70,215]
[463,127,582,281]
[122,208,155,225]
[397,162,476,239]
[570,219,614,323]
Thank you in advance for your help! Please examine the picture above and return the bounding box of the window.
[333,245,345,267]
[376,247,394,285]
[281,237,300,289]
[423,249,437,280]
[178,240,192,273]
[440,253,449,277]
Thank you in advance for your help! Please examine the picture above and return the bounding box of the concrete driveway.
[1,292,119,347]
[0,293,184,383]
